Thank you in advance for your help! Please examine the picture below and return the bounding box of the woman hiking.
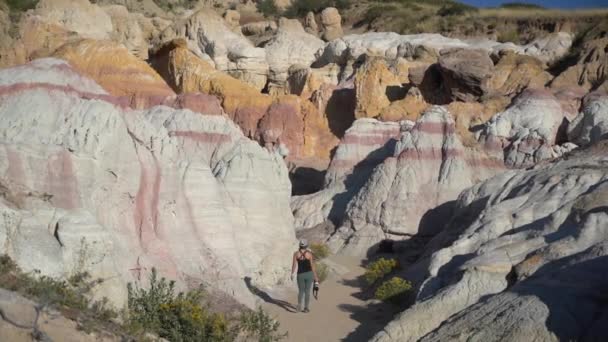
[291,239,319,313]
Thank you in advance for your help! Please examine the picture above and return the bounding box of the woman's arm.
[291,252,297,279]
[310,253,319,282]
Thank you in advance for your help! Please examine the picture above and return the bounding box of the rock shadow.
[327,138,398,226]
[338,301,402,342]
[243,277,297,313]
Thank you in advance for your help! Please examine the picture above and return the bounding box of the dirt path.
[260,255,397,342]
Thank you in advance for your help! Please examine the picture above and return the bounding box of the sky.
[459,0,608,8]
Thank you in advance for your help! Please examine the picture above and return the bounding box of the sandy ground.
[259,255,398,342]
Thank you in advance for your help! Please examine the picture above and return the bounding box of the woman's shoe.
[303,308,310,313]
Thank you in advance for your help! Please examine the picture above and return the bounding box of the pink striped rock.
[332,106,504,254]
[477,89,576,168]
[291,118,401,231]
[0,58,295,308]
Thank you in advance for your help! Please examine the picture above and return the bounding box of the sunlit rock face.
[0,58,296,308]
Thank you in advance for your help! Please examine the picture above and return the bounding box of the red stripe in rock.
[414,121,456,134]
[398,148,463,160]
[0,82,131,108]
[168,131,231,143]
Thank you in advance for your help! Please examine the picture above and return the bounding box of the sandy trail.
[259,255,397,342]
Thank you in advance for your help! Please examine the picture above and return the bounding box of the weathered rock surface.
[0,288,117,341]
[292,119,401,231]
[316,32,572,68]
[331,107,504,254]
[437,48,494,102]
[304,11,318,36]
[372,141,608,342]
[150,39,338,162]
[320,7,343,42]
[477,89,574,167]
[53,39,175,109]
[483,50,551,98]
[33,0,114,40]
[0,58,295,308]
[157,10,269,91]
[265,18,326,94]
[354,57,403,119]
[568,92,608,146]
[552,36,608,91]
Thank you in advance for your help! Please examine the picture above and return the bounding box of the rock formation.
[265,18,326,94]
[354,57,403,119]
[372,140,608,342]
[150,39,339,163]
[157,10,269,91]
[53,39,175,109]
[0,58,295,308]
[477,89,576,167]
[320,7,343,42]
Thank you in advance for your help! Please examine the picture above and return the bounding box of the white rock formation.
[372,140,608,342]
[157,10,269,91]
[32,0,114,40]
[316,32,572,67]
[568,92,608,146]
[332,107,503,254]
[478,89,575,167]
[291,119,400,233]
[265,19,326,93]
[0,58,295,308]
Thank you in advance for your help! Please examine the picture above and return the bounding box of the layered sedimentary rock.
[0,58,295,308]
[372,140,608,342]
[477,89,576,167]
[265,19,325,94]
[53,39,175,109]
[292,119,401,231]
[330,107,504,254]
[354,57,403,118]
[150,39,338,162]
[156,10,269,90]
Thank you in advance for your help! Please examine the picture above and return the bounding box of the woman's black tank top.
[297,251,312,273]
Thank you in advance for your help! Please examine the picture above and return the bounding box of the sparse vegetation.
[314,261,329,283]
[2,0,39,38]
[364,258,399,285]
[151,0,198,12]
[0,255,285,341]
[257,0,280,18]
[497,29,520,43]
[374,276,412,303]
[126,268,231,341]
[500,2,545,9]
[310,242,331,260]
[284,0,351,18]
[437,2,477,16]
[238,306,287,342]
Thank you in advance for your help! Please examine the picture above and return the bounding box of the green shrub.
[257,0,279,18]
[437,2,477,17]
[127,268,230,342]
[310,243,330,260]
[500,2,545,9]
[5,0,39,12]
[238,306,287,342]
[284,0,351,18]
[374,277,412,303]
[314,261,329,283]
[364,258,398,285]
[497,29,520,43]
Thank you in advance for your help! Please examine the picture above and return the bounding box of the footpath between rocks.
[260,255,398,342]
